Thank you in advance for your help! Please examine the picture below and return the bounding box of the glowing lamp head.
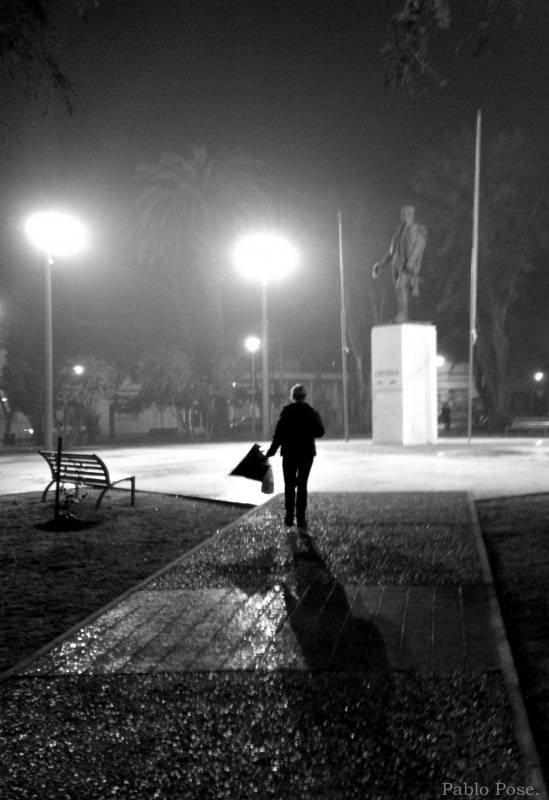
[234,233,297,283]
[25,211,87,259]
[534,372,544,382]
[245,336,261,354]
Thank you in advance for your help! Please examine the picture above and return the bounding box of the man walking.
[266,384,325,529]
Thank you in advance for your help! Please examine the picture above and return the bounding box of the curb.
[0,493,276,685]
[467,492,548,800]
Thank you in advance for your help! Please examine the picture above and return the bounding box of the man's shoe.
[284,515,294,527]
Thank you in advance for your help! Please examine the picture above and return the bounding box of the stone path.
[5,490,547,800]
[21,583,499,676]
[18,491,501,679]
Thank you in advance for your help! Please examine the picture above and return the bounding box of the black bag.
[229,444,270,482]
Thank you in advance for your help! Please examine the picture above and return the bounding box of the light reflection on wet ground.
[19,492,498,678]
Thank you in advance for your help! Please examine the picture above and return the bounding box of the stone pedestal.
[371,324,437,445]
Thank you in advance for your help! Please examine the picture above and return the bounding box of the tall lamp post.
[25,211,87,450]
[234,233,297,440]
[245,336,261,439]
[338,211,349,441]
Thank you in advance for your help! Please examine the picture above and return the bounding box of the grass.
[0,490,248,675]
[476,494,549,784]
[0,490,547,798]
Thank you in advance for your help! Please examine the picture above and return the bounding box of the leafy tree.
[383,0,526,99]
[0,344,116,446]
[54,356,117,447]
[132,347,238,442]
[136,146,265,365]
[412,126,549,428]
[0,0,99,113]
[0,1,530,116]
[0,343,43,443]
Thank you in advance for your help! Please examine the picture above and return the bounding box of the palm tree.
[137,145,265,365]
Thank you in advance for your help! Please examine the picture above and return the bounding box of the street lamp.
[245,336,260,439]
[25,211,87,450]
[234,233,297,439]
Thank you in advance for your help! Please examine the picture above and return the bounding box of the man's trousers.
[393,268,411,323]
[282,453,315,523]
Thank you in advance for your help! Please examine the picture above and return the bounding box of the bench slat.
[56,467,106,477]
[41,453,102,461]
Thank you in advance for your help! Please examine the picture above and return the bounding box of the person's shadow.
[280,530,415,794]
[281,529,390,673]
[216,522,431,795]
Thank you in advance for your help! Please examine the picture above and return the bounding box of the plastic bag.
[229,444,270,482]
[261,464,274,494]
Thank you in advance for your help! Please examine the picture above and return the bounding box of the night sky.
[1,0,548,364]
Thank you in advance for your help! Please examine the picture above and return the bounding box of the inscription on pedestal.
[371,324,437,446]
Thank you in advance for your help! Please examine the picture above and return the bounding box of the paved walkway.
[17,492,500,678]
[20,584,499,676]
[5,490,547,798]
[2,437,549,503]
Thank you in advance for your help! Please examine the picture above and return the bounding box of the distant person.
[266,384,325,529]
[372,205,428,323]
[441,400,451,431]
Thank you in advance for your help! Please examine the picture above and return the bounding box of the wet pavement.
[20,584,499,676]
[3,489,547,798]
[2,436,549,504]
[16,492,501,678]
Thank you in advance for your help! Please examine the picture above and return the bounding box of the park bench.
[505,416,549,436]
[39,451,136,509]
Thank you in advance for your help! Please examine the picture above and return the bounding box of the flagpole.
[338,210,349,442]
[468,109,481,442]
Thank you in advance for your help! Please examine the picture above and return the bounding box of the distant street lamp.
[234,233,297,439]
[25,211,87,450]
[73,365,85,376]
[534,371,544,382]
[245,336,261,439]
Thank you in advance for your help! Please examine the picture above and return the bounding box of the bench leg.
[130,477,136,506]
[96,487,109,509]
[42,480,56,502]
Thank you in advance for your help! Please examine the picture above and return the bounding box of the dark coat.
[266,401,325,458]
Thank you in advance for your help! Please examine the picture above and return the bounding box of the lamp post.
[25,211,87,450]
[234,233,297,439]
[338,211,349,441]
[245,336,261,439]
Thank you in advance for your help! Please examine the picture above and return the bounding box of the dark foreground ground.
[0,490,547,799]
[477,493,549,785]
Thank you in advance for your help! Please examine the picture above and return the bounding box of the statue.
[372,205,428,323]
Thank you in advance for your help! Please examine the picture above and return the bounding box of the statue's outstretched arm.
[372,249,392,279]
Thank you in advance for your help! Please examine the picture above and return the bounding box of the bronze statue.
[372,205,427,323]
